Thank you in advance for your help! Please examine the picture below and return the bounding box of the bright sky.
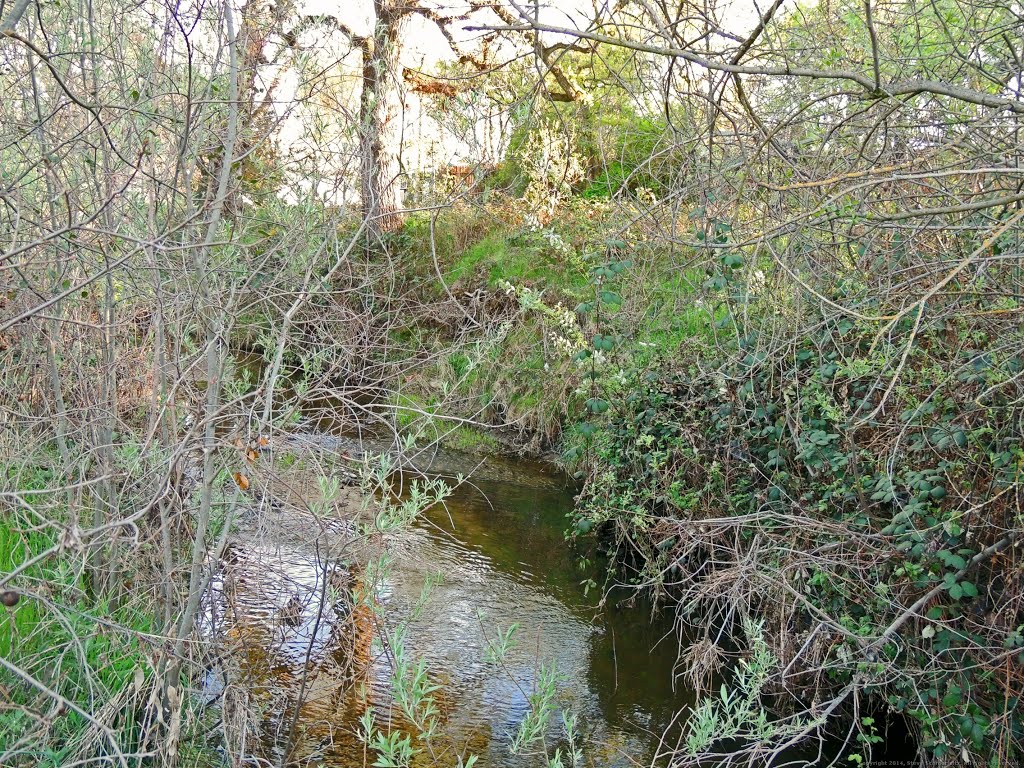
[276,0,768,200]
[298,0,767,68]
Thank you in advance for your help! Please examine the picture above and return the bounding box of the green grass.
[442,424,500,454]
[0,516,49,659]
[391,390,500,454]
[446,233,590,293]
[446,234,511,285]
[629,266,719,359]
[0,460,162,766]
[391,212,732,449]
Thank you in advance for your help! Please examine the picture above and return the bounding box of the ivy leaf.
[938,550,966,570]
[705,274,728,290]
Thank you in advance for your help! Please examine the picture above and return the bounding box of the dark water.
[391,457,693,766]
[210,356,909,766]
[208,444,692,766]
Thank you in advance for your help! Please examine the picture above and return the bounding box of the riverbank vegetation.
[2,0,1023,765]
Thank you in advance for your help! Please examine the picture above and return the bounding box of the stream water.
[382,454,692,766]
[208,441,693,766]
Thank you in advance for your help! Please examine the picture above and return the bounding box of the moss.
[443,424,500,454]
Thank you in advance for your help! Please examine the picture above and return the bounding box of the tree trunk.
[360,0,404,243]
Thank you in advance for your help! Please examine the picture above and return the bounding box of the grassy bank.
[0,460,203,766]
[370,196,1024,766]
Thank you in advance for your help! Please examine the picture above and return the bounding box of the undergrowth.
[0,459,215,767]
[565,223,1024,765]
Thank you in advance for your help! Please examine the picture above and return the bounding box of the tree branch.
[0,0,31,32]
[466,19,1024,114]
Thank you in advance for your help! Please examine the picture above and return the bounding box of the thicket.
[4,0,1024,765]
[406,4,1024,763]
[561,220,1024,764]
[382,153,1024,766]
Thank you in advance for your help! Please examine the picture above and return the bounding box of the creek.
[205,439,693,766]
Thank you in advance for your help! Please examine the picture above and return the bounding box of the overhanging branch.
[466,19,1024,115]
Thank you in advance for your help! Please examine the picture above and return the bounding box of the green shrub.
[567,242,1024,765]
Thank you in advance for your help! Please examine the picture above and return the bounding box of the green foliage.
[582,118,671,199]
[684,619,818,756]
[446,228,591,292]
[483,620,520,664]
[0,461,162,766]
[362,454,453,534]
[356,461,454,767]
[509,663,563,757]
[388,390,500,454]
[566,230,1024,764]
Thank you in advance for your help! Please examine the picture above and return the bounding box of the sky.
[297,0,767,67]
[271,0,769,201]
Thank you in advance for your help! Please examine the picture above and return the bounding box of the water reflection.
[409,464,693,766]
[210,447,691,766]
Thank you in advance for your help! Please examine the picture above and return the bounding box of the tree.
[296,1,590,243]
[345,0,405,240]
[293,1,499,242]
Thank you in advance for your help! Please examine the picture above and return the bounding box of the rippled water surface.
[210,442,692,766]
